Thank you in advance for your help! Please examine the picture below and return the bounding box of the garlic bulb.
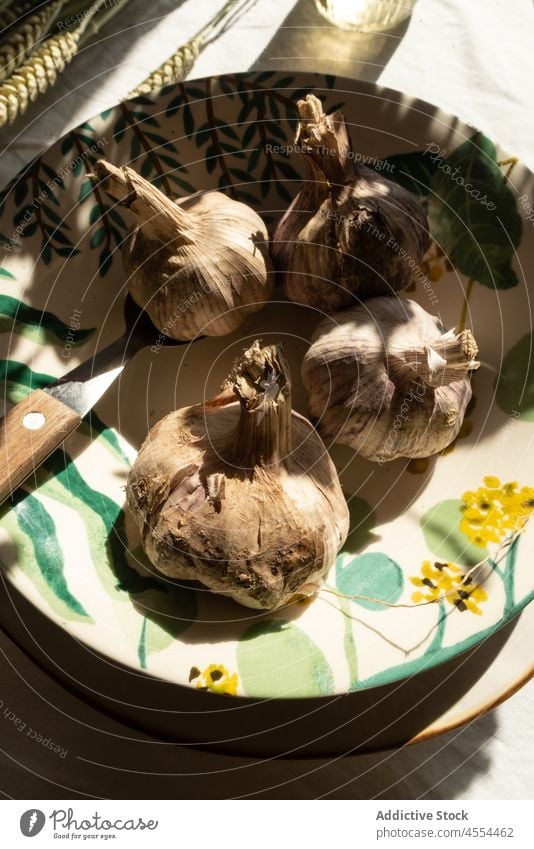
[94,160,272,340]
[272,95,430,311]
[127,341,349,610]
[302,298,480,462]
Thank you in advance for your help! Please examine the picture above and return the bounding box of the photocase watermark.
[2,137,109,256]
[518,193,534,226]
[424,142,497,211]
[378,382,427,464]
[51,807,158,835]
[264,143,395,173]
[57,0,124,30]
[19,807,159,839]
[20,809,46,837]
[0,698,68,759]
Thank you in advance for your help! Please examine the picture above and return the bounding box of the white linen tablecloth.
[0,0,533,800]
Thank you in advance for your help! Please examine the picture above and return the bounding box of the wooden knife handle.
[0,389,82,505]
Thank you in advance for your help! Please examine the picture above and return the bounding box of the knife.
[0,296,183,505]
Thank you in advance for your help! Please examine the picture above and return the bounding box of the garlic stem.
[93,159,195,244]
[227,342,292,466]
[396,329,480,388]
[295,94,356,185]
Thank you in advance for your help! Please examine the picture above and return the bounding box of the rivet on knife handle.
[0,389,82,504]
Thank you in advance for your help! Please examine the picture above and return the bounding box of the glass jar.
[314,0,417,32]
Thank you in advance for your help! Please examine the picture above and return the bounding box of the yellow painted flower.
[460,478,534,548]
[410,560,488,615]
[189,663,238,696]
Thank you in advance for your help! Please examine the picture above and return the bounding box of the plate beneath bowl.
[1,72,533,701]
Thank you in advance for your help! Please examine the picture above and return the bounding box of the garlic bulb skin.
[302,298,480,461]
[94,160,272,340]
[272,95,430,311]
[127,342,349,610]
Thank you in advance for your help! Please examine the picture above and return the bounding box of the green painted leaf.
[336,552,404,611]
[495,331,534,420]
[266,121,287,142]
[273,76,296,90]
[236,190,259,207]
[135,115,159,129]
[41,162,64,188]
[0,489,89,619]
[113,114,127,142]
[61,136,74,156]
[129,95,153,107]
[421,499,488,567]
[0,295,95,346]
[44,225,75,248]
[79,179,94,203]
[14,179,29,206]
[89,205,101,226]
[72,158,83,177]
[255,71,276,84]
[184,86,204,100]
[39,239,52,265]
[427,132,522,289]
[137,586,198,668]
[167,174,196,194]
[272,158,301,181]
[41,451,159,598]
[241,123,256,150]
[21,221,37,238]
[90,227,105,249]
[248,147,261,173]
[99,247,113,277]
[237,620,334,697]
[274,181,292,203]
[108,207,127,230]
[140,158,153,178]
[377,150,439,203]
[165,95,183,118]
[13,204,33,229]
[268,96,280,121]
[229,168,253,183]
[0,232,16,248]
[0,267,15,280]
[237,98,258,125]
[130,134,142,160]
[219,77,235,97]
[43,205,69,228]
[55,246,79,259]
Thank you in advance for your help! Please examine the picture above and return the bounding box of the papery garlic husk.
[127,341,349,610]
[302,298,480,461]
[94,160,273,340]
[272,95,430,311]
